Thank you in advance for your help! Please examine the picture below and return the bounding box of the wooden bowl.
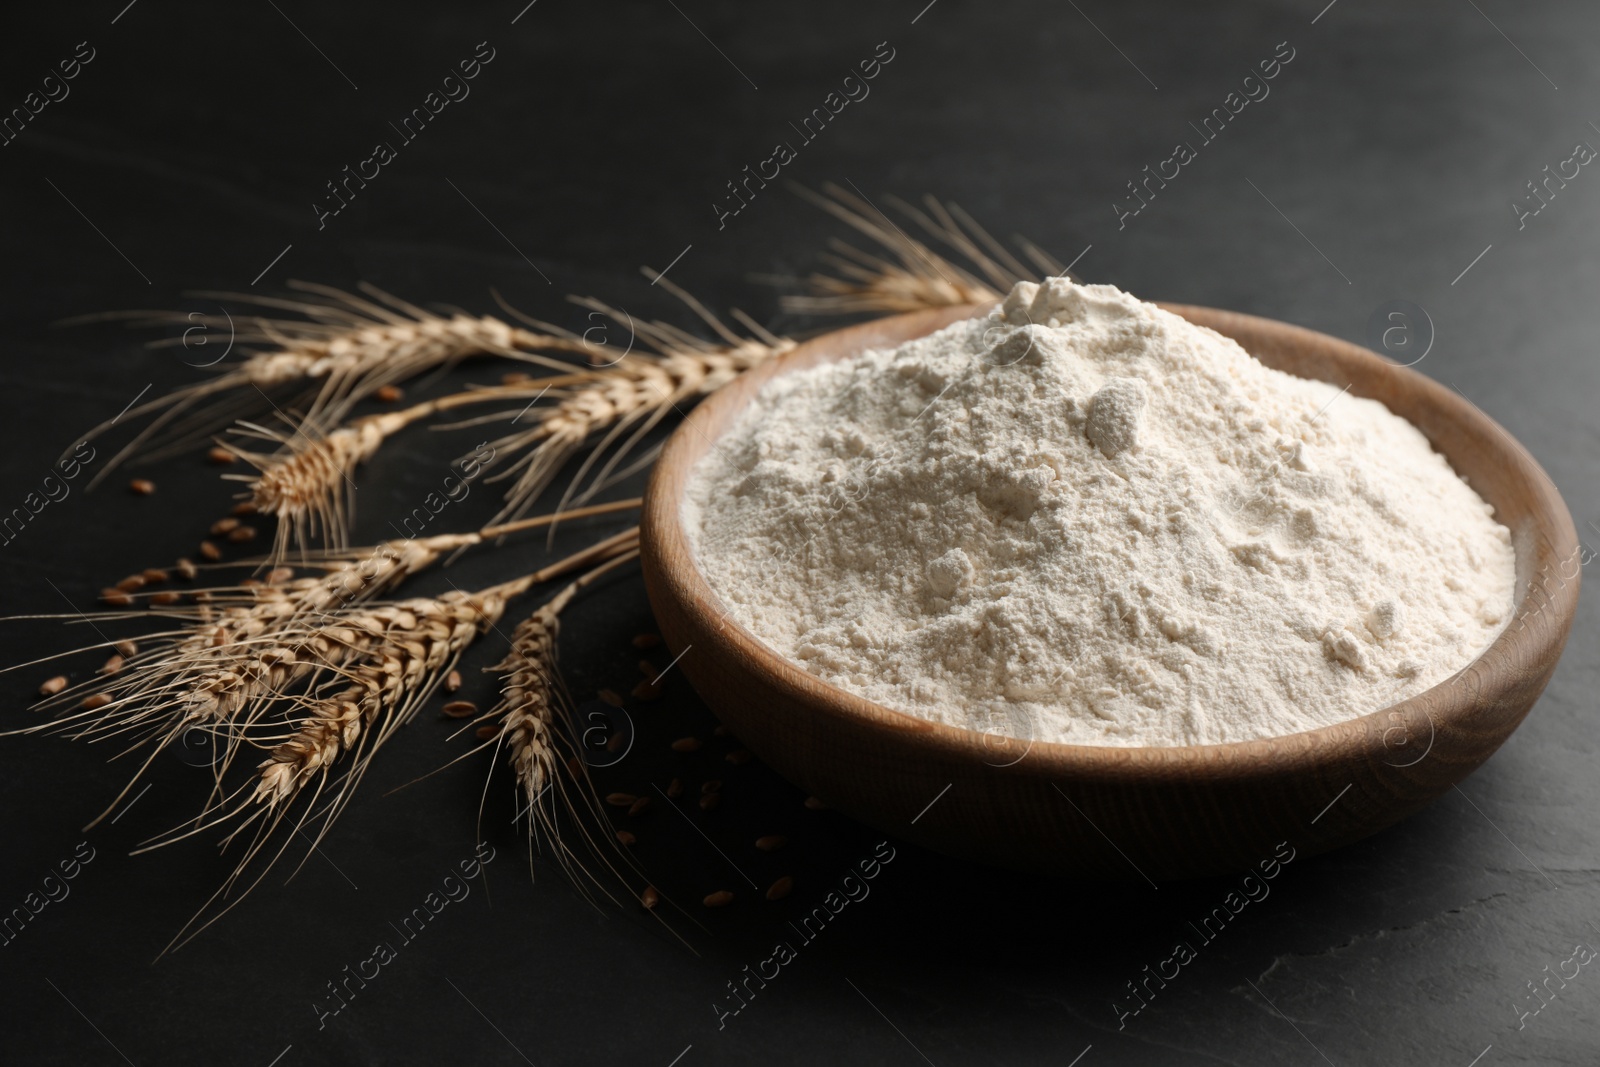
[640,303,1581,880]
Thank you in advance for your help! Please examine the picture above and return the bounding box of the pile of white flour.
[683,279,1516,746]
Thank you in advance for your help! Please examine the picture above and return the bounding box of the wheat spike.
[154,530,640,955]
[13,534,478,826]
[470,292,794,526]
[72,281,608,484]
[153,582,517,955]
[495,599,566,804]
[463,548,646,903]
[226,410,409,558]
[254,583,519,810]
[778,183,1067,316]
[228,376,596,559]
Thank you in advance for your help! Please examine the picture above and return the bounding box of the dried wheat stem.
[476,496,641,540]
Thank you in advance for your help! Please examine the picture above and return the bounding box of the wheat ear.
[465,276,794,526]
[12,534,480,829]
[225,410,410,559]
[72,281,612,484]
[228,375,595,560]
[779,182,1067,316]
[153,528,639,955]
[440,547,647,911]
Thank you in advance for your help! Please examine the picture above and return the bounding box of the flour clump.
[682,279,1516,746]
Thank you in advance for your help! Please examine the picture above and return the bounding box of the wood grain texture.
[640,303,1581,880]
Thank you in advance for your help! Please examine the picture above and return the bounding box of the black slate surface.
[1,2,1597,1064]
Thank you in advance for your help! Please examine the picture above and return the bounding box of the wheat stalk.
[255,531,639,818]
[12,188,1045,953]
[254,586,518,808]
[232,275,795,554]
[493,598,566,806]
[157,583,518,954]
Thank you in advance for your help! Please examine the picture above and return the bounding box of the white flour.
[683,279,1516,746]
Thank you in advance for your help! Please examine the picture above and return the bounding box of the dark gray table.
[2,2,1595,1064]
